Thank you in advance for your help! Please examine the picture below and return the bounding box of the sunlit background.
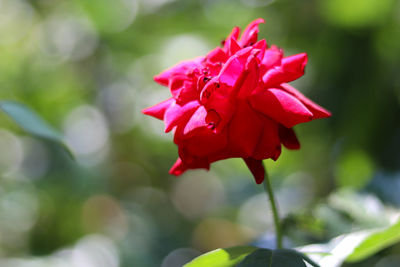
[0,0,399,266]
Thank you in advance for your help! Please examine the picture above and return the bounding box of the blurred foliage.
[0,0,399,266]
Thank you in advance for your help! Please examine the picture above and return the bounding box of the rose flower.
[143,19,331,184]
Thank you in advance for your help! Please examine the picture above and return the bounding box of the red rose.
[143,19,331,184]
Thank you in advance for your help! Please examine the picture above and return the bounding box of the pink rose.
[143,18,331,184]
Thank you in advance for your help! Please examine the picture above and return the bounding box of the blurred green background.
[0,0,399,266]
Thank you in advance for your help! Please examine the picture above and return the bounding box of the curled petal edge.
[142,98,174,120]
[280,83,332,119]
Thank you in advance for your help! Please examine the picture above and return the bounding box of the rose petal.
[142,98,174,120]
[200,81,235,132]
[218,47,252,87]
[183,106,208,135]
[223,26,240,51]
[164,100,199,132]
[227,26,240,41]
[261,45,283,75]
[262,53,307,87]
[169,75,185,98]
[154,57,204,86]
[228,37,241,56]
[206,47,228,64]
[253,117,281,160]
[173,79,198,104]
[278,125,300,150]
[239,18,265,47]
[250,87,313,128]
[237,54,260,98]
[170,156,210,176]
[280,83,331,119]
[282,53,308,74]
[169,158,187,176]
[243,157,265,184]
[228,101,264,157]
[253,39,267,61]
[179,127,228,158]
[218,57,244,87]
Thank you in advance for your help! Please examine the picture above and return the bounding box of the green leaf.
[295,251,322,267]
[298,230,375,266]
[0,101,74,158]
[185,246,317,267]
[347,220,400,262]
[238,249,307,267]
[183,246,257,267]
[298,220,400,265]
[237,249,272,267]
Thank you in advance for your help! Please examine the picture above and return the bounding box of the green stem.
[262,165,283,249]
